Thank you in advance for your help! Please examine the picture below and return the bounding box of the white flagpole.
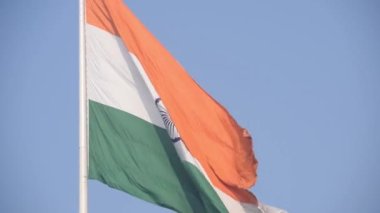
[79,0,88,212]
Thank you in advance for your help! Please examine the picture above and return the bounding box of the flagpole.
[79,0,88,212]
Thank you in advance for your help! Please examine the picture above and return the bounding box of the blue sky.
[1,0,379,212]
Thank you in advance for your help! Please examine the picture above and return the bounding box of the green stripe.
[182,162,228,213]
[89,100,227,213]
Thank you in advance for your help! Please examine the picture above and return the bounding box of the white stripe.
[86,24,164,128]
[258,203,288,213]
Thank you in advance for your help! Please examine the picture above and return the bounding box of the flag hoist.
[79,0,88,212]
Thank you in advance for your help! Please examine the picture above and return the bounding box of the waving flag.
[81,0,286,212]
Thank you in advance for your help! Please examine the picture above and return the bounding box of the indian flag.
[82,0,286,212]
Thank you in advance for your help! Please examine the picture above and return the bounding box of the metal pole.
[79,0,88,212]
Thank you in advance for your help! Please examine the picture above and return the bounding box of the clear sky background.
[1,0,379,212]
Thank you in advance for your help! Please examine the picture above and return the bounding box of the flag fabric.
[85,0,286,212]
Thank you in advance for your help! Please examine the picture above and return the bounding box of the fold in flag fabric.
[85,0,286,212]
